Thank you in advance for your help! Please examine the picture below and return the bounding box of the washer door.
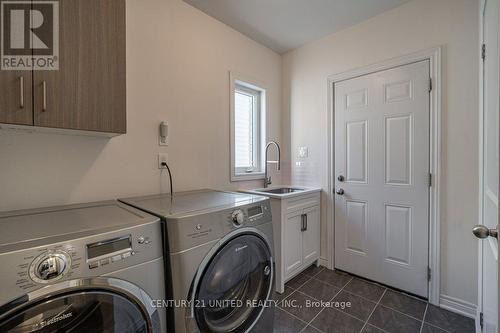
[0,278,160,333]
[194,233,273,333]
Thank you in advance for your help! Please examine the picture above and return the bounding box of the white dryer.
[119,189,275,333]
[0,201,167,333]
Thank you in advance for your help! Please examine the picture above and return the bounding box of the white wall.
[282,0,479,307]
[0,0,282,211]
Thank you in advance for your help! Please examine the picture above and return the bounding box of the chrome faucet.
[264,141,281,188]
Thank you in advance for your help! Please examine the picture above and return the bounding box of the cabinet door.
[0,72,33,125]
[302,205,320,264]
[33,0,126,133]
[284,211,304,278]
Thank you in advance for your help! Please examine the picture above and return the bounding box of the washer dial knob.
[30,252,70,283]
[231,209,245,226]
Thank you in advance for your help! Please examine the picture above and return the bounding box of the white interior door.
[334,60,430,298]
[476,0,500,331]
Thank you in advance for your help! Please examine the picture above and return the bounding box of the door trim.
[477,2,486,331]
[326,46,442,305]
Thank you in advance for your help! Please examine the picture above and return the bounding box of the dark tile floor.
[273,266,475,333]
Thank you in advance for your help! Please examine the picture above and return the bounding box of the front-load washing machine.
[119,189,275,333]
[0,201,167,333]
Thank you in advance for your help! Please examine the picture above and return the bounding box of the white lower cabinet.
[283,205,320,281]
[284,211,304,276]
[301,205,320,264]
[268,191,321,293]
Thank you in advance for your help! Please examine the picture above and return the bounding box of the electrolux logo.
[235,245,248,252]
[33,312,73,329]
[1,0,59,70]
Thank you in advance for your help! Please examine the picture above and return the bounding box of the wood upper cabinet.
[0,0,127,134]
[0,72,33,126]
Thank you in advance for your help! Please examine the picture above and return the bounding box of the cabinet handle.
[42,81,47,112]
[301,214,306,231]
[19,76,24,109]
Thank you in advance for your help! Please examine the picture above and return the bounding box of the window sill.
[231,172,265,182]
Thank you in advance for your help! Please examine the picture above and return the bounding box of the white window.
[230,72,266,181]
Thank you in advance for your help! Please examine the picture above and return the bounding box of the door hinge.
[428,173,432,187]
[480,312,484,328]
[427,267,431,281]
[482,43,486,61]
[428,78,432,92]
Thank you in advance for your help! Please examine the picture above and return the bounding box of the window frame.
[234,85,260,174]
[230,72,267,182]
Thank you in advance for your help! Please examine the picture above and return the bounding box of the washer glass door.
[194,234,273,333]
[0,290,151,333]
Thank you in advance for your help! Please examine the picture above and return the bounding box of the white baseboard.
[439,294,477,319]
[318,257,329,268]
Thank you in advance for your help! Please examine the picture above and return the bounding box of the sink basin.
[240,186,320,199]
[257,187,305,194]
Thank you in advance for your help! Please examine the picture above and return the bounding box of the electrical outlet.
[158,153,168,169]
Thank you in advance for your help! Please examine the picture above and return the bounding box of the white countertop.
[239,185,321,199]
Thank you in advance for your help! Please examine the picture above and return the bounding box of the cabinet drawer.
[283,192,320,214]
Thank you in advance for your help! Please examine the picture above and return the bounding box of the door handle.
[337,175,345,182]
[42,81,47,112]
[19,76,24,109]
[472,225,498,239]
[336,188,344,195]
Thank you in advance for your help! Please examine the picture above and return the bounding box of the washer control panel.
[86,235,134,270]
[2,220,162,301]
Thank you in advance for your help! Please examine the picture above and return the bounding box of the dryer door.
[0,278,161,333]
[193,233,273,333]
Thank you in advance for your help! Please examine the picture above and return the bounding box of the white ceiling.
[183,0,411,53]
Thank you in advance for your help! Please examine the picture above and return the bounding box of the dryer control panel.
[229,202,269,226]
[230,204,266,227]
[166,199,272,253]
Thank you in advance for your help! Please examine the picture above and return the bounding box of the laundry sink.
[258,187,305,194]
[240,186,320,199]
